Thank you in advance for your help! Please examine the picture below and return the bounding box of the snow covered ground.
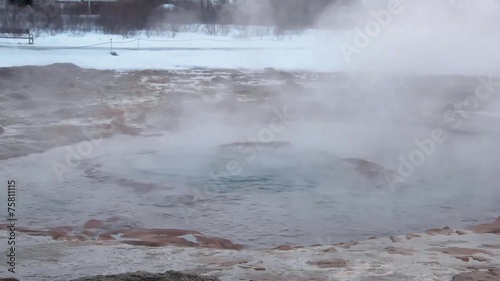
[0,30,348,72]
[1,28,498,75]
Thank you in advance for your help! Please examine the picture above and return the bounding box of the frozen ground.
[0,30,346,72]
[1,222,499,280]
[0,30,499,75]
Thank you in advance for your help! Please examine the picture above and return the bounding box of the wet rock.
[482,244,500,249]
[456,230,468,235]
[74,235,87,241]
[84,219,105,229]
[48,226,74,240]
[470,217,500,234]
[472,256,490,262]
[456,256,470,262]
[421,262,440,266]
[98,233,115,240]
[385,246,416,256]
[390,236,403,243]
[101,228,244,250]
[322,247,338,253]
[81,229,96,237]
[334,241,359,249]
[0,278,20,281]
[452,268,500,281]
[307,259,348,268]
[69,270,221,281]
[274,245,295,251]
[3,221,242,250]
[119,229,191,238]
[273,245,303,251]
[194,234,244,250]
[406,233,421,240]
[16,227,46,236]
[122,237,196,247]
[425,226,455,235]
[431,247,493,256]
[358,273,414,281]
[200,256,251,267]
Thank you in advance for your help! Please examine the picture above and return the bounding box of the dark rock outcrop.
[70,271,221,281]
[425,226,455,236]
[0,218,243,250]
[273,245,304,251]
[430,247,493,256]
[470,217,500,234]
[451,268,500,281]
[306,259,348,268]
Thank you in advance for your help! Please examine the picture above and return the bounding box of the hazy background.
[315,0,500,74]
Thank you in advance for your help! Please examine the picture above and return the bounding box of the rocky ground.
[68,271,222,281]
[1,64,499,280]
[0,63,334,161]
[0,63,489,162]
[0,271,221,281]
[0,217,498,281]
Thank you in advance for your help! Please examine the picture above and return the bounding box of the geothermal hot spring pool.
[1,64,499,249]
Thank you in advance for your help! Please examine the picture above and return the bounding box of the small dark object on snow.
[110,51,118,56]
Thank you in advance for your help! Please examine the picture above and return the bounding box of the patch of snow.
[179,234,198,243]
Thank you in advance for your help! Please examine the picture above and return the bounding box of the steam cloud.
[316,0,500,75]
